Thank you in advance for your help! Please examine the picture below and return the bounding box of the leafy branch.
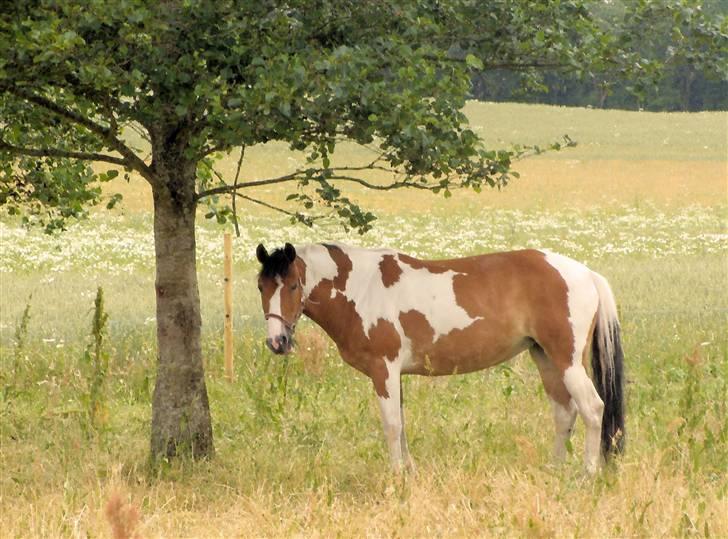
[1,86,152,180]
[195,135,574,234]
[0,138,127,167]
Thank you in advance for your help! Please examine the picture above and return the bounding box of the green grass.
[1,103,727,537]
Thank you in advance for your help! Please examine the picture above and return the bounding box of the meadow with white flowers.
[1,103,726,537]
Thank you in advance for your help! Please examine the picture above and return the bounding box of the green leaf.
[465,53,484,70]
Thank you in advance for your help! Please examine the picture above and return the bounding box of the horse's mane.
[259,247,293,278]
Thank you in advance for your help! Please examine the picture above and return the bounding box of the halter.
[264,312,297,333]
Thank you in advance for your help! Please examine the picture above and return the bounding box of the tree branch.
[325,175,437,191]
[234,192,320,226]
[0,138,128,166]
[417,50,574,71]
[196,159,415,201]
[231,146,244,237]
[4,87,153,181]
[9,87,112,137]
[196,170,306,200]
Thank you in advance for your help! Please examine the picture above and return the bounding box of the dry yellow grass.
[3,456,726,537]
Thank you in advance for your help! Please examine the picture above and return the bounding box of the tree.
[2,0,629,460]
[470,0,728,111]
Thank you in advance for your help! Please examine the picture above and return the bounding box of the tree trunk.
[680,68,696,112]
[149,166,214,459]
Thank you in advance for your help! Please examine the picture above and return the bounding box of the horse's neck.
[296,244,339,296]
[297,243,365,342]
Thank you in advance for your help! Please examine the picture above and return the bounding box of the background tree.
[0,0,699,460]
[471,0,728,111]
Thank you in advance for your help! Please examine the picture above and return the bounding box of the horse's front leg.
[373,363,406,472]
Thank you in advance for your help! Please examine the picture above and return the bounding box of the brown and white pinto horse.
[256,242,625,474]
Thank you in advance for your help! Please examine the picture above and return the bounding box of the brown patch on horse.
[394,250,574,376]
[367,319,401,361]
[399,309,435,350]
[409,319,531,375]
[530,345,572,407]
[379,255,402,288]
[368,357,390,398]
[304,277,400,398]
[366,319,401,398]
[399,254,449,273]
[323,244,352,291]
[448,250,573,366]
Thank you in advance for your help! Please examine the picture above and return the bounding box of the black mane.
[259,246,294,278]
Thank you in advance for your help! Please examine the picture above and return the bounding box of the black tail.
[591,321,626,458]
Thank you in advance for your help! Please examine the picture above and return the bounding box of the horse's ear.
[256,244,268,264]
[284,243,296,262]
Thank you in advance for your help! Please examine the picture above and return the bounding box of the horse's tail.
[590,271,625,459]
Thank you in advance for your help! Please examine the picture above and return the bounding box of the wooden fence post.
[223,232,234,381]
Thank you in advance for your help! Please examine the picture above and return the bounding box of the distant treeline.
[471,0,727,112]
[471,67,727,112]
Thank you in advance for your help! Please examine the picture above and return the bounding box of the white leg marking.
[564,365,604,474]
[551,398,577,462]
[399,383,415,472]
[377,366,404,472]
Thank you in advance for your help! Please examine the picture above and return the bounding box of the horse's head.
[256,242,304,355]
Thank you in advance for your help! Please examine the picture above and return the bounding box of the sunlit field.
[1,103,726,537]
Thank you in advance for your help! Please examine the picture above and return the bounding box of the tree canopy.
[1,0,622,234]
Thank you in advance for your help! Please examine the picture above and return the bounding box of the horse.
[255,242,625,474]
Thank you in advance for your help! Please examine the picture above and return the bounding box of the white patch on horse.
[333,244,479,341]
[295,243,339,297]
[541,250,599,366]
[266,276,285,338]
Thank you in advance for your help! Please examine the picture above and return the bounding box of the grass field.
[1,102,726,537]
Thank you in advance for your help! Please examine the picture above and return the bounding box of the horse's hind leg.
[530,345,577,462]
[539,320,604,473]
[399,379,415,472]
[534,313,603,473]
[563,357,604,474]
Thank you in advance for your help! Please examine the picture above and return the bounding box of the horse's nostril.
[279,334,288,346]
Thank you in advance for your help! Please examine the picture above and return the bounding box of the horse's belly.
[402,328,531,376]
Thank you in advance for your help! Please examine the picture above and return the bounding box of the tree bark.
[149,163,214,459]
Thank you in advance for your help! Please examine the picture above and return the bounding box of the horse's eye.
[257,284,263,292]
[290,283,298,291]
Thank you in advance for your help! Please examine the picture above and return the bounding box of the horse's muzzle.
[266,333,293,355]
